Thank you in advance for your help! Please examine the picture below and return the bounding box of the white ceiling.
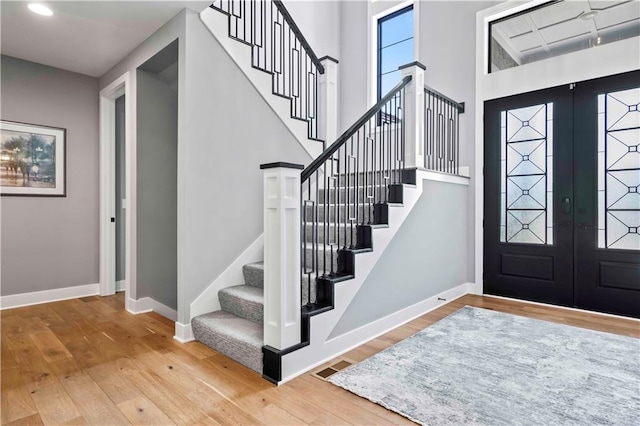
[493,0,640,64]
[0,1,210,77]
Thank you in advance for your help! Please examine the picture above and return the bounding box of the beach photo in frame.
[1,120,66,196]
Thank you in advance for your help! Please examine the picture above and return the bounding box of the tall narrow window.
[377,5,413,101]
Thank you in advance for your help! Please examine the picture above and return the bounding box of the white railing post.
[399,62,426,170]
[261,162,303,350]
[318,56,339,145]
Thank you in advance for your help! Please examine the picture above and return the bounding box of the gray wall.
[0,55,99,296]
[418,1,498,282]
[136,69,178,310]
[286,0,341,60]
[330,179,469,338]
[338,0,369,133]
[115,95,126,283]
[180,12,313,323]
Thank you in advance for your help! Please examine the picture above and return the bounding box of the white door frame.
[99,72,133,300]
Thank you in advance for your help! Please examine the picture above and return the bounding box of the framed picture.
[1,120,66,196]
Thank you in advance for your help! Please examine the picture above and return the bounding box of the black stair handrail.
[302,75,413,182]
[272,0,324,74]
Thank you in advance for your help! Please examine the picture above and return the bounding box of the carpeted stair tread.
[219,285,264,324]
[242,262,264,288]
[191,310,263,373]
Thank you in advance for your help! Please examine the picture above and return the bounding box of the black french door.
[484,70,640,319]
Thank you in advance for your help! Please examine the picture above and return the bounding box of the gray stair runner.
[191,311,263,373]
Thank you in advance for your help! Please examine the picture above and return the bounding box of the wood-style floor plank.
[2,292,638,425]
[0,368,38,424]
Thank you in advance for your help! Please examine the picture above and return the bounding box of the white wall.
[473,0,640,293]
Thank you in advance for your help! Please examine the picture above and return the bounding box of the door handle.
[561,197,571,215]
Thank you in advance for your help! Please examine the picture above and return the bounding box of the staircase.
[192,262,264,373]
[191,0,465,380]
[191,194,381,374]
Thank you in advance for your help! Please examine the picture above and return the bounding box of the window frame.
[369,0,418,108]
[376,4,414,102]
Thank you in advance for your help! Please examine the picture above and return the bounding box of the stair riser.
[218,291,263,325]
[303,247,340,274]
[191,314,262,374]
[305,204,374,222]
[317,186,386,202]
[303,223,356,245]
[242,264,263,288]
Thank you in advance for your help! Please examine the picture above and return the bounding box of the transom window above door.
[489,0,640,73]
[377,5,414,100]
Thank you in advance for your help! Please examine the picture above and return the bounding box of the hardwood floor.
[1,293,638,425]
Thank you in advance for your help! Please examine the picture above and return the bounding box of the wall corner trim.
[127,297,177,322]
[174,321,195,343]
[0,283,100,310]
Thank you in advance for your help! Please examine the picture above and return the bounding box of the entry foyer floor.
[1,292,638,425]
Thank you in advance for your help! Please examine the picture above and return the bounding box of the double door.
[484,70,640,318]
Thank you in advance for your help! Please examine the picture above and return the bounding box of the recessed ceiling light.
[28,3,53,16]
[580,11,598,20]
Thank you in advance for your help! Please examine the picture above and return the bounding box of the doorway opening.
[135,39,179,318]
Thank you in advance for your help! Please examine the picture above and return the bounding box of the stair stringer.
[199,7,323,160]
[280,170,471,383]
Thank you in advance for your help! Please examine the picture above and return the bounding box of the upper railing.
[211,0,325,140]
[300,76,412,305]
[423,85,464,175]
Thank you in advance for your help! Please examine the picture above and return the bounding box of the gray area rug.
[328,306,640,425]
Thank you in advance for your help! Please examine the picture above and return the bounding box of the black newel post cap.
[260,162,305,170]
[398,61,426,71]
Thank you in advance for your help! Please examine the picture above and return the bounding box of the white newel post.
[318,56,339,144]
[399,62,426,170]
[261,162,303,350]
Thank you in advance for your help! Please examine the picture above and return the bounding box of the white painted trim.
[415,169,470,186]
[174,321,195,343]
[126,297,177,321]
[280,282,469,385]
[99,72,133,302]
[116,280,125,292]
[0,284,99,310]
[483,294,640,323]
[190,234,263,319]
[263,167,302,350]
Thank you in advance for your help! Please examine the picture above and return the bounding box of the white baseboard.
[280,282,470,384]
[116,280,125,292]
[0,283,100,310]
[174,321,195,343]
[127,297,177,321]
